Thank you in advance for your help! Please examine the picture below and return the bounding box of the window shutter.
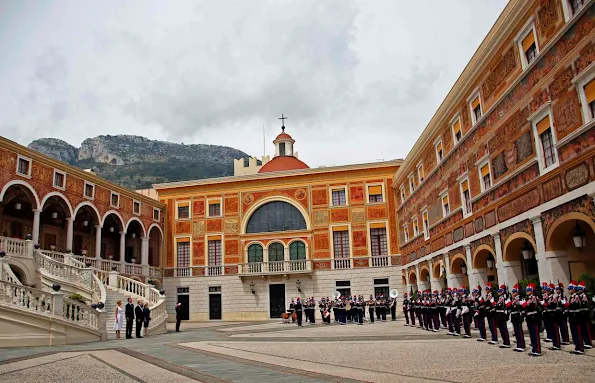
[522,31,535,52]
[453,120,461,134]
[584,79,595,104]
[436,142,442,152]
[481,164,490,177]
[419,166,425,179]
[177,237,190,243]
[332,225,349,232]
[423,211,428,222]
[471,96,480,110]
[461,180,469,192]
[208,235,222,241]
[368,186,382,195]
[536,115,551,135]
[370,222,386,229]
[442,195,449,206]
[178,202,189,208]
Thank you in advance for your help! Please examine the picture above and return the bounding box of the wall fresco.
[565,162,590,191]
[313,210,329,227]
[541,195,595,242]
[330,208,349,222]
[206,218,223,232]
[350,185,364,204]
[497,188,541,222]
[353,230,367,248]
[175,221,191,234]
[553,91,583,141]
[314,232,330,250]
[224,196,239,215]
[311,189,328,206]
[367,205,386,220]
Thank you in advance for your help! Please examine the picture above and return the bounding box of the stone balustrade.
[0,280,52,315]
[0,236,28,257]
[63,298,101,331]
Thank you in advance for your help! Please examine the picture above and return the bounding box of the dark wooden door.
[269,284,285,318]
[177,295,190,320]
[209,294,222,320]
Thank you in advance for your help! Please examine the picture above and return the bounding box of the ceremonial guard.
[545,283,561,350]
[554,283,570,345]
[408,293,416,326]
[431,291,440,332]
[473,286,487,341]
[355,296,364,325]
[415,293,423,328]
[295,297,303,327]
[337,296,347,325]
[577,281,593,349]
[484,283,499,345]
[541,282,554,343]
[524,283,542,356]
[307,297,316,324]
[509,284,525,352]
[452,288,461,336]
[381,295,388,322]
[402,292,409,326]
[438,290,447,329]
[461,287,473,338]
[445,289,454,335]
[568,281,584,354]
[390,296,397,321]
[368,295,376,324]
[495,285,511,348]
[288,299,296,323]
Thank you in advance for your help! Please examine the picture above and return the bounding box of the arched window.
[246,201,307,234]
[247,244,263,263]
[268,243,285,262]
[289,241,306,260]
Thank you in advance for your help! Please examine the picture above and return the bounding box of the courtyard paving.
[0,319,593,383]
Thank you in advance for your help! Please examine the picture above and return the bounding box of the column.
[428,259,440,292]
[472,268,488,289]
[32,209,41,245]
[95,225,102,259]
[492,234,505,287]
[66,218,74,252]
[415,264,422,291]
[464,245,474,289]
[444,253,451,288]
[141,237,149,276]
[119,231,126,265]
[531,216,568,285]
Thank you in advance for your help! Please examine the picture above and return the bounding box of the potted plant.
[81,246,88,256]
[107,254,113,260]
[50,244,56,251]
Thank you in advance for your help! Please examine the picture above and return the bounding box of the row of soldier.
[289,295,398,327]
[403,280,593,356]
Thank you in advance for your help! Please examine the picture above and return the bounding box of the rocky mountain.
[28,135,249,189]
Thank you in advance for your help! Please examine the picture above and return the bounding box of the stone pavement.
[0,319,594,383]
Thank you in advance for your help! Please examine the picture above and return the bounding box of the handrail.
[237,259,312,275]
[63,298,100,331]
[0,280,52,315]
[91,272,107,304]
[2,263,23,285]
[0,236,28,257]
[34,251,93,294]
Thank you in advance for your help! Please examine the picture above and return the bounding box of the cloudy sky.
[0,0,507,167]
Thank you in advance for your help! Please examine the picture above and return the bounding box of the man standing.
[402,293,409,326]
[568,281,584,354]
[510,284,525,352]
[390,296,397,321]
[368,295,376,324]
[135,300,144,338]
[125,297,134,339]
[524,283,542,356]
[295,297,303,327]
[175,302,182,332]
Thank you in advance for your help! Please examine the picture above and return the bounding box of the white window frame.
[365,183,385,204]
[478,158,492,193]
[133,199,141,216]
[207,197,223,217]
[416,162,425,184]
[573,62,595,124]
[451,114,462,145]
[175,236,192,268]
[399,185,406,204]
[110,191,120,208]
[421,208,429,240]
[562,0,587,22]
[412,217,419,237]
[153,208,161,222]
[403,225,409,243]
[434,138,443,164]
[468,89,483,126]
[329,186,349,207]
[440,190,450,218]
[408,173,415,194]
[459,177,472,218]
[514,17,539,70]
[52,169,66,190]
[330,224,352,260]
[529,104,559,174]
[175,200,192,220]
[16,155,32,178]
[83,181,95,200]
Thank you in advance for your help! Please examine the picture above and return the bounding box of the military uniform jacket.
[403,298,409,311]
[509,296,523,323]
[524,295,540,324]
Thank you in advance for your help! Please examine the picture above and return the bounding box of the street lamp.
[486,256,495,270]
[572,222,585,249]
[461,266,467,275]
[521,240,533,260]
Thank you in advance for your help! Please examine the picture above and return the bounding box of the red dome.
[258,156,309,173]
[274,132,294,141]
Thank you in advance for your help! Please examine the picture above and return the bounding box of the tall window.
[177,202,190,219]
[471,96,482,124]
[370,228,387,256]
[522,30,537,66]
[413,219,419,236]
[336,280,351,297]
[409,175,415,193]
[84,183,94,199]
[268,242,284,262]
[584,79,595,119]
[435,141,443,163]
[246,201,307,233]
[17,157,30,176]
[417,164,425,182]
[133,201,141,215]
[53,171,65,188]
[422,211,429,239]
[332,189,347,206]
[480,164,491,191]
[368,185,383,203]
[442,194,450,216]
[247,244,263,263]
[279,142,286,156]
[111,192,120,208]
[404,226,409,242]
[452,119,462,143]
[209,202,221,217]
[176,240,190,268]
[289,241,306,260]
[333,230,350,258]
[461,180,472,215]
[208,239,222,265]
[536,115,557,168]
[400,186,406,203]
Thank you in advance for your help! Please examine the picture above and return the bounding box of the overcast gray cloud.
[0,0,507,167]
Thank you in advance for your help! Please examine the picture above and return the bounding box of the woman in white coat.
[114,300,124,339]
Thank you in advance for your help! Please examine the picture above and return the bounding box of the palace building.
[395,0,595,294]
[155,127,401,321]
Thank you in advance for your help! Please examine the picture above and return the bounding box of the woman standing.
[143,302,151,336]
[113,300,124,340]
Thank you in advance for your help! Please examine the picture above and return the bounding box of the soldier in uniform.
[495,284,511,348]
[380,295,388,322]
[356,296,364,325]
[510,284,525,352]
[554,283,570,345]
[484,282,499,345]
[368,295,376,324]
[445,288,454,335]
[568,281,584,354]
[409,293,416,327]
[295,297,303,327]
[438,290,447,329]
[472,286,487,341]
[577,281,593,349]
[452,288,461,336]
[461,287,473,338]
[416,292,423,328]
[541,282,554,343]
[545,283,561,350]
[390,296,397,321]
[524,283,542,356]
[403,292,409,326]
[431,290,440,332]
[376,294,382,321]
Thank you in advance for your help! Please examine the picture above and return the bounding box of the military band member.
[368,295,376,324]
[495,285,511,348]
[568,281,584,354]
[390,296,397,321]
[554,283,570,345]
[461,287,473,338]
[409,294,416,326]
[541,282,554,343]
[577,281,593,349]
[403,293,409,326]
[295,297,303,327]
[337,297,347,325]
[445,289,454,335]
[545,283,561,350]
[431,290,440,331]
[438,291,447,329]
[415,292,423,328]
[484,283,499,345]
[452,288,461,336]
[376,294,382,321]
[524,283,542,356]
[510,284,526,352]
[473,286,487,341]
[381,295,389,322]
[356,296,364,325]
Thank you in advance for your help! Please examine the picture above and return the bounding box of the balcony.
[238,260,312,276]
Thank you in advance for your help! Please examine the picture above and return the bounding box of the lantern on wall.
[15,202,21,210]
[109,226,115,233]
[521,240,534,260]
[52,212,58,219]
[486,256,495,270]
[572,222,585,249]
[461,266,467,275]
[83,220,89,227]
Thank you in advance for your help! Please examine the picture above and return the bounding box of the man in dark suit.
[175,303,182,332]
[135,300,144,338]
[125,297,134,339]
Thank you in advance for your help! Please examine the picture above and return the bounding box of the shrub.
[68,293,87,304]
